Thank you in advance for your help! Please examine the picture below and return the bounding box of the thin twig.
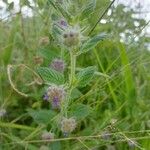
[2,133,150,145]
[7,65,28,97]
[88,0,116,35]
[7,64,43,97]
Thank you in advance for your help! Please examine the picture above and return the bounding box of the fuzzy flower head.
[44,85,66,109]
[41,131,54,141]
[60,117,76,136]
[62,25,82,48]
[50,58,66,73]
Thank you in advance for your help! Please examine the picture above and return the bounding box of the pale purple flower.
[43,93,49,101]
[60,20,67,27]
[46,85,66,109]
[50,58,65,73]
[51,96,60,109]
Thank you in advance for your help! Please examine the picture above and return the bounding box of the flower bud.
[41,131,54,141]
[34,56,43,65]
[59,19,68,28]
[39,36,49,45]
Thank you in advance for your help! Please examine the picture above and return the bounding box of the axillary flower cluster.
[43,85,66,109]
[50,58,66,73]
[62,26,83,48]
[60,117,76,136]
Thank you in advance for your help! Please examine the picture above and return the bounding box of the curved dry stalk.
[7,64,43,97]
[7,65,28,97]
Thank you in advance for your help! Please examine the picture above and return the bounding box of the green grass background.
[0,0,150,149]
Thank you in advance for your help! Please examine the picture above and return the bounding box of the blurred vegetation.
[0,0,150,149]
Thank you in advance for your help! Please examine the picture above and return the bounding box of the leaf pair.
[37,66,96,87]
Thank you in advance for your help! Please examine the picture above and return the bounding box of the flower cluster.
[60,117,76,136]
[43,85,66,109]
[50,58,66,73]
[34,56,43,65]
[62,26,81,48]
[39,36,49,45]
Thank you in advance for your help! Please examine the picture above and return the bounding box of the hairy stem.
[63,51,76,117]
[70,51,76,87]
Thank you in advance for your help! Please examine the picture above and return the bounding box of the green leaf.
[7,2,14,10]
[71,88,82,100]
[52,25,62,38]
[21,0,30,6]
[27,109,56,125]
[37,67,64,85]
[119,43,136,107]
[50,141,61,150]
[50,0,71,20]
[76,66,96,87]
[81,0,96,19]
[78,33,107,55]
[70,104,91,120]
[37,47,58,60]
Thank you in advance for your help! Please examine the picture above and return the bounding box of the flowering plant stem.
[63,51,76,117]
[70,51,76,88]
